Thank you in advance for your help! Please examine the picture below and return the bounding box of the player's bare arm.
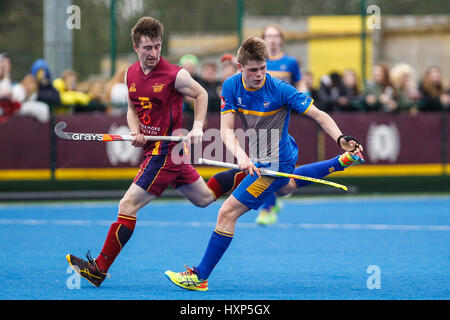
[175,68,207,144]
[304,104,364,154]
[220,112,260,177]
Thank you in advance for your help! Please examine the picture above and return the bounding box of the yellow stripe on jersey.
[236,106,286,117]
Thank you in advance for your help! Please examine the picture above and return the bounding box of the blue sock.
[195,229,233,280]
[260,193,277,210]
[294,156,343,188]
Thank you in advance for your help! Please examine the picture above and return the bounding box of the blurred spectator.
[53,70,91,112]
[262,24,302,90]
[86,80,108,113]
[0,53,20,121]
[0,53,13,100]
[220,53,238,83]
[30,59,60,109]
[198,60,221,113]
[317,72,349,112]
[299,70,320,106]
[12,74,50,123]
[104,64,129,113]
[364,62,396,112]
[178,54,200,115]
[340,69,364,111]
[389,63,419,113]
[179,54,200,81]
[418,66,449,111]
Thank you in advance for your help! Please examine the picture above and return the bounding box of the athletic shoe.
[338,151,365,167]
[165,265,208,291]
[66,251,109,287]
[255,198,283,226]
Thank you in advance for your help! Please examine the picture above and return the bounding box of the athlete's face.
[239,60,266,89]
[263,27,283,52]
[134,36,162,71]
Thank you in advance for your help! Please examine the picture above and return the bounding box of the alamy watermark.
[366,265,381,289]
[367,5,381,30]
[66,265,81,289]
[66,5,81,30]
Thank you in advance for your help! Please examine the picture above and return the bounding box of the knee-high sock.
[207,169,246,199]
[294,156,343,188]
[95,214,136,273]
[195,228,233,280]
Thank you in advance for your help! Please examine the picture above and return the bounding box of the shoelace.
[180,265,196,277]
[86,250,111,278]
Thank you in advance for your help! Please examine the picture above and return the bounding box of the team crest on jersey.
[129,82,136,92]
[263,101,270,108]
[152,83,165,93]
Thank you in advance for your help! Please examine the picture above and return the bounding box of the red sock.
[95,214,136,273]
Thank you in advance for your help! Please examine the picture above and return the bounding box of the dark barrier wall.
[0,112,448,170]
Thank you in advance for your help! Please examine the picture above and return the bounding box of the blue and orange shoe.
[165,265,208,291]
[338,151,365,167]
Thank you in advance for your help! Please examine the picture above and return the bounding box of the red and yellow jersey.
[126,57,183,156]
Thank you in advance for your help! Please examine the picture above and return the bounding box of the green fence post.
[49,104,57,180]
[360,0,367,91]
[237,0,244,45]
[110,0,117,77]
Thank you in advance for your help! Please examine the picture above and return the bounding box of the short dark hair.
[131,17,164,46]
[237,37,268,66]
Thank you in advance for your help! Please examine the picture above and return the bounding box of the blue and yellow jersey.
[266,53,301,86]
[220,72,313,165]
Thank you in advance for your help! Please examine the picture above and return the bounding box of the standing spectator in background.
[53,69,91,112]
[104,64,129,112]
[198,60,221,113]
[418,66,449,111]
[12,73,50,123]
[220,53,238,84]
[262,24,302,90]
[389,63,419,113]
[317,72,349,112]
[30,59,60,109]
[179,54,200,81]
[86,80,108,113]
[340,69,364,111]
[0,53,20,122]
[364,62,396,112]
[0,53,13,100]
[299,70,320,105]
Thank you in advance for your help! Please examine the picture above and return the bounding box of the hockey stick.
[54,122,187,142]
[198,158,348,191]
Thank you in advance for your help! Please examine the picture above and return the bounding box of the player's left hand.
[338,135,364,155]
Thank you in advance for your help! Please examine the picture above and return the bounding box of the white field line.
[0,218,449,231]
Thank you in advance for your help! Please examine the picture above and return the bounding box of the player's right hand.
[130,132,146,148]
[237,155,260,177]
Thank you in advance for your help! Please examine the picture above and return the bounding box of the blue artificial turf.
[0,195,449,300]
